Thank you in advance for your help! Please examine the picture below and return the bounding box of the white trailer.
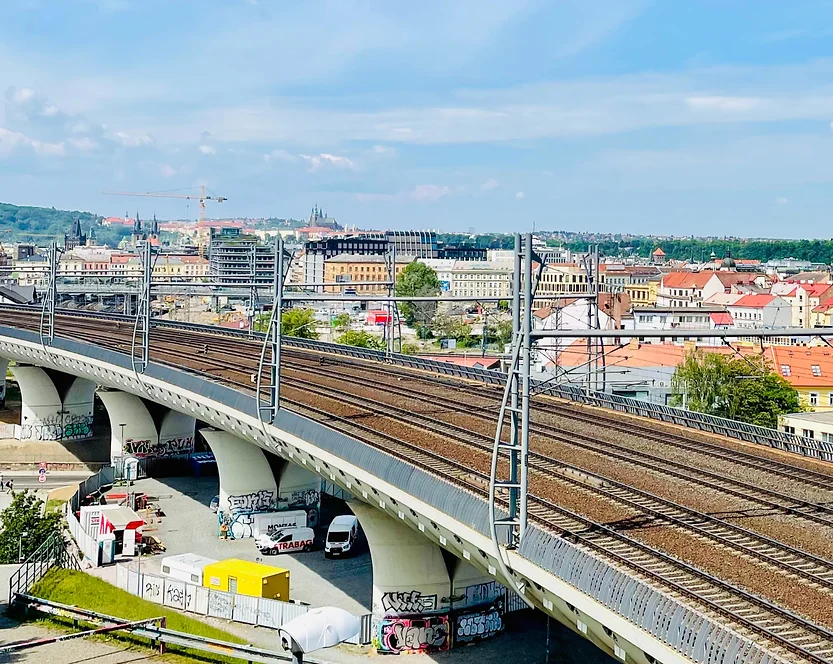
[160,553,218,585]
[252,510,308,539]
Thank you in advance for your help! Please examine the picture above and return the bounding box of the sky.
[3,1,833,237]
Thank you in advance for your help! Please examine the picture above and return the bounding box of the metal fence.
[116,565,313,632]
[8,533,79,603]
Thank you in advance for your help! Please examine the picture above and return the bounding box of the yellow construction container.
[202,558,290,600]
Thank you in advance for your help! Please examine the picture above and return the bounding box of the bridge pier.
[0,357,8,409]
[351,502,504,655]
[97,388,195,463]
[201,428,321,538]
[12,365,95,441]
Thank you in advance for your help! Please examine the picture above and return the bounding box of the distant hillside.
[0,202,102,242]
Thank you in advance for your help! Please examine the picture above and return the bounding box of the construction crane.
[102,185,227,222]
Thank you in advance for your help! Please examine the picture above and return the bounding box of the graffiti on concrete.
[228,490,275,513]
[124,436,194,458]
[207,590,233,619]
[278,488,320,528]
[20,413,93,441]
[455,604,503,644]
[143,576,163,603]
[463,580,501,607]
[377,615,450,654]
[381,591,437,614]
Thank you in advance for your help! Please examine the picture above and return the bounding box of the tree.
[432,315,472,341]
[400,342,420,355]
[280,308,319,339]
[0,491,62,563]
[494,319,514,347]
[671,350,803,428]
[331,313,351,332]
[336,330,385,350]
[395,262,441,325]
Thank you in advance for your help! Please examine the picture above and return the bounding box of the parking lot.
[120,475,372,615]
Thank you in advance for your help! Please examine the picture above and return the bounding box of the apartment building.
[534,263,608,306]
[208,227,277,286]
[657,271,765,307]
[726,294,791,329]
[771,346,833,411]
[323,254,413,294]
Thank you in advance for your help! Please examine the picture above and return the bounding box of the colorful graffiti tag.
[381,591,437,614]
[20,413,93,441]
[123,436,194,458]
[377,615,450,654]
[455,604,503,644]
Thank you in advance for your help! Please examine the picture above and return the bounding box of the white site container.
[160,553,218,586]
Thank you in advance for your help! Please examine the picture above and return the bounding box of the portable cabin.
[161,553,217,585]
[203,558,290,600]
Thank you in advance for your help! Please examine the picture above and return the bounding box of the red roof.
[420,355,501,369]
[652,248,666,256]
[661,272,713,289]
[800,283,833,298]
[710,312,734,325]
[729,294,775,308]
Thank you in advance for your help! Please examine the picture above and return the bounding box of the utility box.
[202,558,290,600]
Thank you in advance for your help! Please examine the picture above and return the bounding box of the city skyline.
[3,2,833,236]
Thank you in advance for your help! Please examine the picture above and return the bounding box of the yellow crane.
[102,185,227,222]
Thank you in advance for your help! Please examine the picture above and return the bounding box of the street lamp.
[18,531,28,563]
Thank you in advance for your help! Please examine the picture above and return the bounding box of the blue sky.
[3,1,833,237]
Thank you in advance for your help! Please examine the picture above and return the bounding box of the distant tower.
[133,211,142,236]
[87,226,97,247]
[64,217,86,250]
[152,214,159,236]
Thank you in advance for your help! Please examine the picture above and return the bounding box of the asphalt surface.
[0,471,92,490]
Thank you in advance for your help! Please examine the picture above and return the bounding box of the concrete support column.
[351,502,453,655]
[201,428,278,539]
[97,389,196,463]
[278,463,322,527]
[13,365,95,441]
[0,357,8,409]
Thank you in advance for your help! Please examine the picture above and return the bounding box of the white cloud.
[515,191,526,200]
[159,163,177,177]
[67,136,98,152]
[114,131,154,147]
[0,127,65,157]
[480,178,500,191]
[776,197,789,205]
[300,152,356,173]
[263,149,296,163]
[354,184,452,203]
[198,144,216,155]
[409,184,451,201]
[370,144,397,156]
[685,96,763,112]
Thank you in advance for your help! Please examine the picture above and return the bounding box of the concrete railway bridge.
[1,305,833,664]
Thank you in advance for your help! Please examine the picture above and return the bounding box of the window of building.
[828,393,833,406]
[812,365,822,377]
[810,393,819,407]
[822,432,833,444]
[780,364,791,376]
[803,429,815,438]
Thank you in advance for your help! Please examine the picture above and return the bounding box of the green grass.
[27,569,250,664]
[44,499,66,514]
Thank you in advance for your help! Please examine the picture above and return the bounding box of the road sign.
[38,474,46,483]
[39,462,48,471]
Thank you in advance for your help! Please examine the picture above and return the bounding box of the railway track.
[2,309,833,662]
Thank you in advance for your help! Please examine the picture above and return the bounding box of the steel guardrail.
[9,594,327,663]
[0,304,827,459]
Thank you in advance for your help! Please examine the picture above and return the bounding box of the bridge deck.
[2,308,833,664]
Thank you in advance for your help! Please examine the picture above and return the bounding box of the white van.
[160,553,217,585]
[252,510,308,539]
[325,515,359,558]
[256,527,315,555]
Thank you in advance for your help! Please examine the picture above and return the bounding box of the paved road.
[0,470,92,490]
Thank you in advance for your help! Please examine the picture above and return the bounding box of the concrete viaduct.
[0,309,820,664]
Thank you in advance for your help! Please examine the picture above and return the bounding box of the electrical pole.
[39,241,58,347]
[131,240,152,374]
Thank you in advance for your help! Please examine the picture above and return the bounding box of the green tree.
[331,313,351,332]
[494,319,514,347]
[433,315,472,341]
[281,308,319,339]
[400,342,420,355]
[0,491,62,563]
[395,262,441,325]
[336,330,385,350]
[671,350,803,428]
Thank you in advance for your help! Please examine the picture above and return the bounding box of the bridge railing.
[1,304,828,459]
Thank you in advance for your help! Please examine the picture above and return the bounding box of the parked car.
[209,495,220,513]
[256,527,315,555]
[325,515,359,558]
